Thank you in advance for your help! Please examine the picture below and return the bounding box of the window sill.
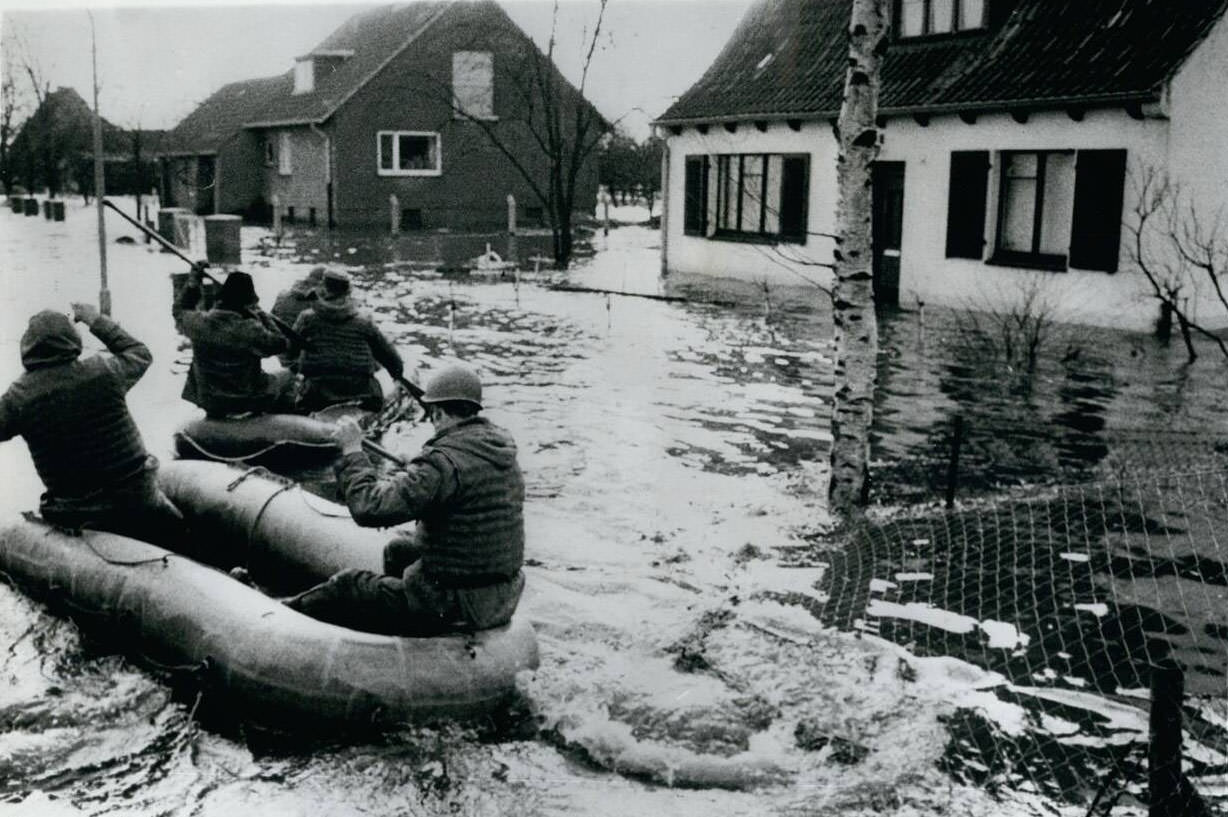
[986,250,1068,272]
[894,28,987,45]
[377,169,443,178]
[454,113,499,123]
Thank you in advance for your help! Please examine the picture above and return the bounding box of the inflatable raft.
[157,458,389,582]
[0,517,538,728]
[173,413,341,471]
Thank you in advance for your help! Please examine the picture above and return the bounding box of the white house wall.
[662,100,1228,331]
[664,121,839,290]
[877,108,1168,329]
[1168,10,1228,221]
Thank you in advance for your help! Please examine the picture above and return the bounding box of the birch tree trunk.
[828,0,888,516]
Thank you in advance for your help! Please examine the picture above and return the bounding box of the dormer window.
[897,0,985,38]
[294,59,314,94]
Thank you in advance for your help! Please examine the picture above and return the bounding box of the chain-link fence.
[833,427,1228,814]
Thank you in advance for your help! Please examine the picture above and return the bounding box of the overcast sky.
[0,0,753,141]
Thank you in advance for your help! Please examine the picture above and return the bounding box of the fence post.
[272,194,282,242]
[1149,658,1185,817]
[390,193,400,236]
[506,193,518,265]
[945,414,964,510]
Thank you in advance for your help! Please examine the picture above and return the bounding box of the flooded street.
[0,200,1223,816]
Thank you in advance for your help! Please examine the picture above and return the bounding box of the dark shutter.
[1069,149,1127,273]
[779,155,809,240]
[945,150,989,259]
[683,156,708,235]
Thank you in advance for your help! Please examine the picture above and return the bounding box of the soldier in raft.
[291,269,406,413]
[271,266,324,372]
[284,363,525,636]
[173,267,297,419]
[0,303,185,540]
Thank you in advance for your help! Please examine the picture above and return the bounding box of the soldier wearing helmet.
[285,362,525,635]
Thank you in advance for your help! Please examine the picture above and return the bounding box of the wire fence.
[830,426,1228,814]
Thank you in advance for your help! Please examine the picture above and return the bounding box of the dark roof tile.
[658,0,1228,123]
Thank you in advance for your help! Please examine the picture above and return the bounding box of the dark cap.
[219,271,259,309]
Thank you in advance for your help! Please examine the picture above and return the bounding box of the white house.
[654,0,1228,330]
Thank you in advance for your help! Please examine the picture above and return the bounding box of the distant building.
[161,0,602,231]
[7,86,165,197]
[655,0,1228,329]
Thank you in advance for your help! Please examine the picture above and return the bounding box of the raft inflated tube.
[0,518,538,727]
[158,459,388,580]
[173,414,340,469]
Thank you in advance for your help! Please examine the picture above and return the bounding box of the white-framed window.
[452,51,495,120]
[947,148,1127,273]
[278,132,292,175]
[377,131,441,176]
[897,0,985,37]
[293,59,314,95]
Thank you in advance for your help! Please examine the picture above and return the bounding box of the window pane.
[779,156,808,238]
[1006,152,1037,180]
[684,156,707,234]
[931,0,954,33]
[901,0,926,36]
[399,135,435,170]
[1000,154,1038,252]
[1039,152,1075,255]
[720,156,738,230]
[379,134,393,170]
[959,0,985,29]
[764,155,782,234]
[740,155,764,232]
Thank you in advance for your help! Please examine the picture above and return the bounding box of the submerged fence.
[836,426,1228,813]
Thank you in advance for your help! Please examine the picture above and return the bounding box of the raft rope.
[175,431,336,465]
[22,511,170,567]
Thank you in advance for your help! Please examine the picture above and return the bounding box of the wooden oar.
[101,198,304,346]
[362,438,406,467]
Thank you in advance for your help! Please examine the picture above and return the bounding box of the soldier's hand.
[70,302,101,326]
[332,417,366,456]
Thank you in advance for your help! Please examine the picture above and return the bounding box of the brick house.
[655,0,1228,329]
[161,1,602,231]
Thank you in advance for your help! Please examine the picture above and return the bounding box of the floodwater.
[0,199,1223,816]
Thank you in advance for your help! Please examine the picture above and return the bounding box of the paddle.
[361,438,407,467]
[101,198,304,346]
[104,198,431,402]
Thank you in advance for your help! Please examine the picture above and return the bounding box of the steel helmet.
[421,363,483,408]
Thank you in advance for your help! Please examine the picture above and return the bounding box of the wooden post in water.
[89,10,110,315]
[506,193,518,265]
[945,414,964,510]
[1149,658,1185,817]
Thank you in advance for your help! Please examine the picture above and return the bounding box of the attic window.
[453,51,495,120]
[755,53,774,71]
[897,0,985,38]
[294,59,314,94]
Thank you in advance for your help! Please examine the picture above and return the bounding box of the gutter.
[653,89,1163,128]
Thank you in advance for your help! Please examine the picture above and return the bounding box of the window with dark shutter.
[779,155,809,241]
[945,150,989,259]
[1069,149,1127,273]
[683,155,708,235]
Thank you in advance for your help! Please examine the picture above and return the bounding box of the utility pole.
[89,10,110,314]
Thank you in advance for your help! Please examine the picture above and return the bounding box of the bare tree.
[440,0,611,269]
[0,33,24,196]
[828,0,888,516]
[1124,165,1228,363]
